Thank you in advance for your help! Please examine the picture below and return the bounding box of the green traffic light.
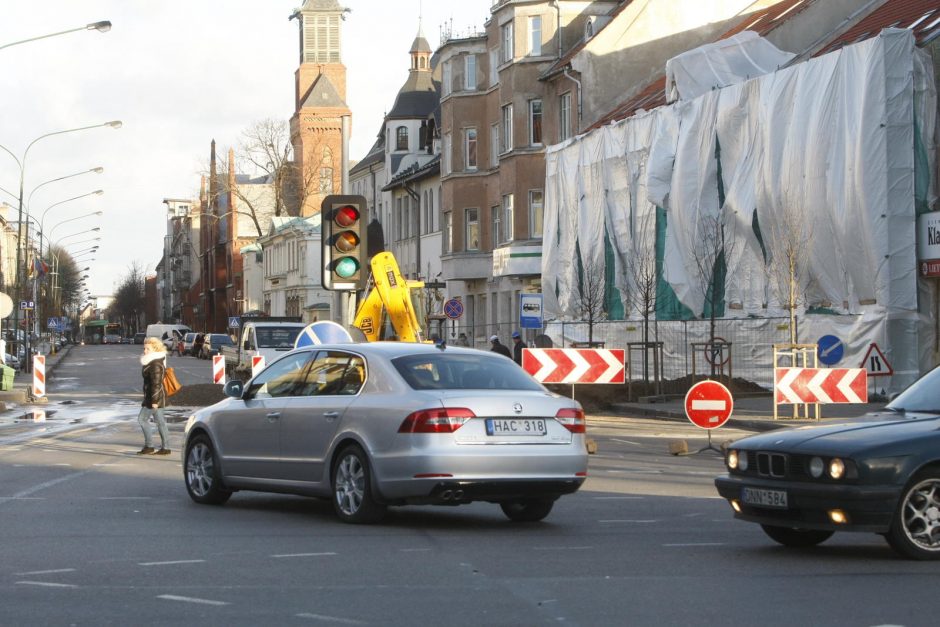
[335,256,359,278]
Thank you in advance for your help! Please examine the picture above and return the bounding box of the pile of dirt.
[546,375,769,413]
[167,384,226,407]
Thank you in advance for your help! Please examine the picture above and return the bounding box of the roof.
[387,77,440,119]
[542,1,635,79]
[383,155,441,190]
[589,0,933,132]
[411,23,432,53]
[299,0,344,11]
[301,74,348,109]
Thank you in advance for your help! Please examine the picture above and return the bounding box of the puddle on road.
[15,409,59,423]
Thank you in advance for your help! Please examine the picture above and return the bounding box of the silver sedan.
[183,341,589,523]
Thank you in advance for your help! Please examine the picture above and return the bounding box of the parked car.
[716,365,940,559]
[199,333,234,359]
[183,342,588,524]
[133,332,146,345]
[180,332,203,356]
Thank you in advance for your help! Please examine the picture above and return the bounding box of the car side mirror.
[243,340,250,350]
[888,392,900,402]
[223,380,244,399]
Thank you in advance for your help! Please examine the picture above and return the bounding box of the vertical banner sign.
[251,355,265,379]
[212,355,226,385]
[33,355,46,398]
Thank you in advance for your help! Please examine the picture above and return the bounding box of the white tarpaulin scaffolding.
[542,29,938,391]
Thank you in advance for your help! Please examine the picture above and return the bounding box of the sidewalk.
[609,394,886,432]
[0,344,73,409]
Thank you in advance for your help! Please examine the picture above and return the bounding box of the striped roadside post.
[212,355,226,385]
[32,354,46,397]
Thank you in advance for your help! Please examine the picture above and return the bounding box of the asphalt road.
[0,346,937,626]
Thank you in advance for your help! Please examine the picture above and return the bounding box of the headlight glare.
[809,456,824,478]
[727,450,739,470]
[829,458,846,480]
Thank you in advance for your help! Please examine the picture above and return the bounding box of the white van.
[145,324,193,351]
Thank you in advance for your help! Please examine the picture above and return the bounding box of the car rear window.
[392,353,544,391]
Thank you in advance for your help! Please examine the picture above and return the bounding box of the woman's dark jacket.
[141,352,167,408]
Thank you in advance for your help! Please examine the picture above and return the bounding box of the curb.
[0,344,73,407]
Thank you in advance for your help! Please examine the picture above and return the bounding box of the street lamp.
[47,210,103,240]
[38,189,104,254]
[0,121,120,370]
[0,21,112,51]
[26,167,103,214]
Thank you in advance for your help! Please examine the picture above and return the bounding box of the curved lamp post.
[0,21,112,51]
[38,189,104,255]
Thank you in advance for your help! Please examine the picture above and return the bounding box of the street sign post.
[816,334,844,366]
[443,298,464,320]
[683,380,734,454]
[519,293,543,329]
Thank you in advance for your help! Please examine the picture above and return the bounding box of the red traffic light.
[334,205,360,227]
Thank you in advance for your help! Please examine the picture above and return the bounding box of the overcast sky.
[0,0,491,298]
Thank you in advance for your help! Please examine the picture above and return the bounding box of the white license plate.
[742,487,788,509]
[485,418,547,436]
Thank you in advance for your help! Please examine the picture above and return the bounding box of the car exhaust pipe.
[440,490,453,500]
[453,490,464,500]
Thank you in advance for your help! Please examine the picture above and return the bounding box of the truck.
[220,316,306,376]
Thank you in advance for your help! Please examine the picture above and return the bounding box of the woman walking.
[138,336,170,455]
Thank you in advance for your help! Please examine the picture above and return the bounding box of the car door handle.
[266,412,281,421]
[323,411,339,419]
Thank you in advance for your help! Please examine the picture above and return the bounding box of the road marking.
[16,581,78,588]
[662,543,725,547]
[399,548,431,553]
[53,463,71,467]
[1,463,118,505]
[139,560,206,566]
[532,546,592,551]
[158,595,229,606]
[296,613,367,625]
[15,568,76,576]
[98,497,152,500]
[272,552,337,559]
[593,495,644,500]
[611,438,641,445]
[599,519,658,524]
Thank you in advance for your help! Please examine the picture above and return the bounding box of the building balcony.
[441,251,493,281]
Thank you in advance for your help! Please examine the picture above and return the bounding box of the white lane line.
[593,496,644,500]
[3,463,116,504]
[53,463,72,467]
[98,497,152,500]
[272,552,337,559]
[139,560,206,567]
[158,595,229,606]
[662,543,725,547]
[296,613,367,625]
[399,548,431,553]
[0,497,45,501]
[15,568,76,576]
[599,519,658,524]
[532,546,592,551]
[611,438,641,445]
[16,581,78,588]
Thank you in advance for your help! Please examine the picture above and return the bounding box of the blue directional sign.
[443,298,464,320]
[294,321,353,348]
[817,334,844,366]
[520,293,543,329]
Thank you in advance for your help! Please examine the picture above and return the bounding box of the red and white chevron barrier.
[251,355,265,379]
[774,368,867,404]
[212,355,226,385]
[33,355,46,398]
[522,348,625,384]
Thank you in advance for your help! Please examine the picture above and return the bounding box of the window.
[528,16,542,56]
[302,14,340,63]
[442,60,452,96]
[396,196,403,241]
[396,126,408,151]
[464,54,477,90]
[529,99,543,145]
[298,352,365,396]
[319,148,333,193]
[443,211,452,253]
[245,352,310,399]
[491,205,501,247]
[559,92,572,141]
[501,104,513,153]
[501,21,514,63]
[464,128,477,170]
[529,189,544,237]
[489,48,499,87]
[443,133,452,175]
[502,194,514,242]
[490,124,499,167]
[465,208,479,251]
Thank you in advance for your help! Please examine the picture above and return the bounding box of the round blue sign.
[443,298,464,320]
[294,321,353,348]
[817,334,844,366]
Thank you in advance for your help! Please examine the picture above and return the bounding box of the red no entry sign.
[684,380,734,429]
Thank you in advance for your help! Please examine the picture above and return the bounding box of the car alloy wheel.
[331,445,385,524]
[887,472,940,560]
[184,435,231,505]
[759,525,834,547]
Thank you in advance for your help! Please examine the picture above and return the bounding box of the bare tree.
[761,204,817,344]
[627,238,658,378]
[105,262,146,335]
[576,258,608,346]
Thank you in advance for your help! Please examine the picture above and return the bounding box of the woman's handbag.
[163,366,182,396]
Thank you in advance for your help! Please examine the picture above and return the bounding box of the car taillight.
[555,408,586,433]
[398,408,475,433]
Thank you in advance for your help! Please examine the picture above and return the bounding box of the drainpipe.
[551,0,561,59]
[404,184,421,277]
[563,67,582,129]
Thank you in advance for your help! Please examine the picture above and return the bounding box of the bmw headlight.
[809,456,825,478]
[737,451,748,471]
[727,450,739,470]
[829,458,846,480]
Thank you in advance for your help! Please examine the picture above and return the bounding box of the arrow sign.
[684,380,733,429]
[774,368,868,404]
[521,348,625,384]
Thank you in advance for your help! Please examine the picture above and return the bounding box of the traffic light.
[322,194,369,290]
